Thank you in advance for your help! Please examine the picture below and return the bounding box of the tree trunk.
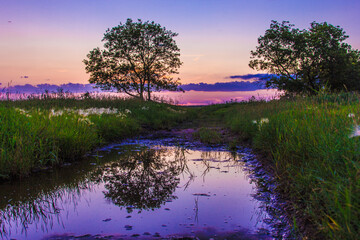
[147,78,151,101]
[140,81,144,100]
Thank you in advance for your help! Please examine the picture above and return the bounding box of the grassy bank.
[0,96,193,179]
[203,93,360,239]
[1,92,359,239]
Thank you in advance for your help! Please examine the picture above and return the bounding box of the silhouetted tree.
[83,18,182,100]
[249,21,360,95]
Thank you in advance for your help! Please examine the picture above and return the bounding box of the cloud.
[227,74,274,81]
[5,84,38,93]
[20,76,29,79]
[3,83,101,94]
[181,81,266,92]
[2,78,271,94]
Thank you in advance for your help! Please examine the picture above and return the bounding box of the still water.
[0,139,288,239]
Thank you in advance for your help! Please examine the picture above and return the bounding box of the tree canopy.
[83,19,182,100]
[249,21,360,95]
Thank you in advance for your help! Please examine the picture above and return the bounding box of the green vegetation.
[1,16,358,239]
[84,18,182,100]
[199,92,359,239]
[250,21,360,95]
[193,127,222,145]
[1,92,359,239]
[0,96,192,179]
[246,21,359,238]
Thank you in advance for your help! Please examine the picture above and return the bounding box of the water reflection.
[0,145,190,237]
[242,155,297,238]
[92,147,188,212]
[0,166,94,237]
[0,141,285,239]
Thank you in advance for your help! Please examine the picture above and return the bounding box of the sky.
[1,0,360,87]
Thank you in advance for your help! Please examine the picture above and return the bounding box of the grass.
[0,95,193,179]
[1,91,359,239]
[193,127,223,145]
[203,92,360,239]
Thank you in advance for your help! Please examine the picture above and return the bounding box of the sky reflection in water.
[0,142,272,239]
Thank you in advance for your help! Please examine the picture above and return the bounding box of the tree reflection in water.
[92,146,189,212]
[0,145,190,237]
[0,144,271,239]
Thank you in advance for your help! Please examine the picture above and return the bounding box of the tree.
[83,19,182,100]
[249,21,360,95]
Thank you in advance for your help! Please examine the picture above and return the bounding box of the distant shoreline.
[0,89,280,105]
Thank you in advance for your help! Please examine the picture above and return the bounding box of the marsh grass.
[209,93,360,239]
[0,97,191,179]
[2,91,359,239]
[193,127,222,145]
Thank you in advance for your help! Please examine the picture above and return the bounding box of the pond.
[0,138,291,239]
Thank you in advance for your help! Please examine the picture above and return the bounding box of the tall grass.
[0,97,192,179]
[0,107,99,178]
[210,93,360,239]
[2,91,358,238]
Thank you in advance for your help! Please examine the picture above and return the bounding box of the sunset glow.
[155,89,281,105]
[1,0,359,103]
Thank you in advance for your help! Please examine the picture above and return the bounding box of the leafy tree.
[249,21,360,95]
[83,19,182,100]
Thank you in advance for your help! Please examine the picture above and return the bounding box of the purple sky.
[1,0,359,87]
